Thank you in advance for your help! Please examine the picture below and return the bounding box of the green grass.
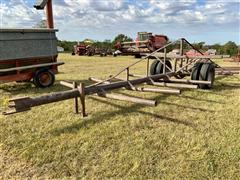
[0,54,240,179]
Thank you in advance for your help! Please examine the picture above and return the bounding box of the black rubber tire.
[191,62,204,81]
[150,60,159,75]
[155,60,172,74]
[198,63,215,89]
[155,61,163,74]
[33,69,55,88]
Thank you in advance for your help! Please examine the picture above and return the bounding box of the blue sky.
[0,0,239,44]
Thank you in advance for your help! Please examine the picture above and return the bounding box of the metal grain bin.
[0,28,58,61]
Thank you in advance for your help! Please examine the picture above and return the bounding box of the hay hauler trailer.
[4,38,239,116]
[0,0,64,88]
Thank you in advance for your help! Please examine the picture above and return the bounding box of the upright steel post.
[126,68,129,81]
[146,58,149,76]
[180,38,184,68]
[73,82,79,114]
[79,83,87,117]
[163,48,167,74]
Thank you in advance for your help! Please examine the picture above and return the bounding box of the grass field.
[0,54,240,179]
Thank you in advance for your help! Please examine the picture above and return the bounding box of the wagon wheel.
[155,59,172,74]
[191,62,204,81]
[150,59,159,75]
[198,63,215,89]
[33,69,55,88]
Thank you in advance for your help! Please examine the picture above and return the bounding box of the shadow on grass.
[51,93,196,136]
[160,101,215,112]
[196,83,240,97]
[0,79,92,95]
[215,75,240,81]
[179,95,223,104]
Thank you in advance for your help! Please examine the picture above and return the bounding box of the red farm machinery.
[72,42,112,57]
[0,0,64,88]
[114,32,168,58]
[72,43,88,56]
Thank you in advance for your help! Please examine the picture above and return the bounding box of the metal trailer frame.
[0,59,64,83]
[4,38,239,116]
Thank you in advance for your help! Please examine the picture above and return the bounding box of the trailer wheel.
[191,62,203,81]
[150,60,159,75]
[33,69,55,88]
[155,60,172,74]
[198,63,215,89]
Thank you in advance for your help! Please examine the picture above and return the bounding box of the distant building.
[206,49,217,55]
[57,46,64,52]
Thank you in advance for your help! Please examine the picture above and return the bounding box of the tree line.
[57,34,239,56]
[191,41,239,56]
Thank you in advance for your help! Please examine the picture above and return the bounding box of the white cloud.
[92,0,124,11]
[0,0,43,27]
[0,0,239,43]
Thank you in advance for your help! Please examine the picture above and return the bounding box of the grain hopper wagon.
[0,0,64,88]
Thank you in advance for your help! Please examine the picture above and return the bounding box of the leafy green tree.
[192,42,205,50]
[112,34,133,45]
[57,40,77,52]
[221,41,238,56]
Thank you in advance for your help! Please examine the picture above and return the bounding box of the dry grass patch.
[0,54,240,178]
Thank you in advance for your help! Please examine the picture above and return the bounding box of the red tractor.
[72,42,96,56]
[114,32,168,58]
[72,43,87,56]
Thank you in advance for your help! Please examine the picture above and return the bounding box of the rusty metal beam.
[4,72,176,114]
[97,91,157,106]
[88,78,181,94]
[60,80,158,105]
[148,81,198,89]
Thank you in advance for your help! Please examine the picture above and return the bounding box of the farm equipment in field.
[114,32,168,58]
[72,43,113,57]
[4,38,239,116]
[0,0,64,88]
[72,43,88,56]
